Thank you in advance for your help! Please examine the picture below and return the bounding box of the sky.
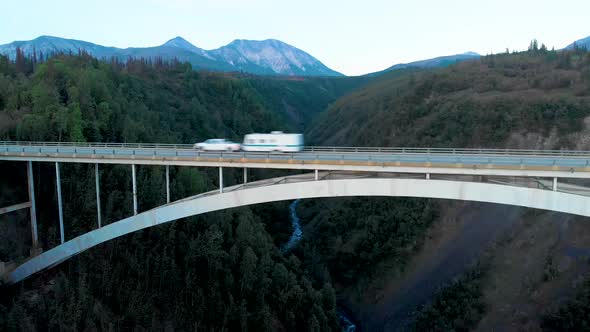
[1,0,589,76]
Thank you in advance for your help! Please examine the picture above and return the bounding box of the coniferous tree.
[15,47,26,73]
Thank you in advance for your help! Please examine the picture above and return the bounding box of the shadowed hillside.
[308,49,590,149]
[301,48,590,331]
[244,74,371,131]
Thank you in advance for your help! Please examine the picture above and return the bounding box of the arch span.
[5,177,590,284]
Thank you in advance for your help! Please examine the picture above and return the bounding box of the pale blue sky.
[1,0,589,75]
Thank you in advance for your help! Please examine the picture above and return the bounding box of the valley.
[1,41,590,332]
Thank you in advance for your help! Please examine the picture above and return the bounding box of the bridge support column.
[95,163,101,228]
[553,177,558,191]
[26,161,38,248]
[166,165,170,203]
[132,164,138,215]
[315,169,319,181]
[55,162,65,244]
[243,167,248,184]
[219,167,224,193]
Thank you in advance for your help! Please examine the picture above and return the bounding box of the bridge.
[2,141,590,284]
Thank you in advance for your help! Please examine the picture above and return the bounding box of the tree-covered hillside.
[0,53,284,143]
[0,54,343,331]
[243,75,371,131]
[3,48,590,331]
[301,48,590,330]
[0,52,367,142]
[308,48,590,148]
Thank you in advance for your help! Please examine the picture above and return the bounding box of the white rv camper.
[241,131,304,152]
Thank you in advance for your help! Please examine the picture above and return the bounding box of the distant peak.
[167,36,188,43]
[162,36,200,50]
[462,51,480,56]
[229,38,287,46]
[34,35,59,41]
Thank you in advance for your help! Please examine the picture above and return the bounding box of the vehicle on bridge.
[193,139,241,151]
[241,131,304,152]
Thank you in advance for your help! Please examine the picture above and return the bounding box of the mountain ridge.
[565,35,590,50]
[366,51,481,76]
[0,35,342,77]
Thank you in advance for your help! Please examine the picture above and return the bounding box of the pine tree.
[540,43,548,52]
[15,47,26,73]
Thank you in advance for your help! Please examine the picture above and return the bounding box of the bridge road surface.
[2,141,590,179]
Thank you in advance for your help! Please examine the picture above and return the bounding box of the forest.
[304,46,590,330]
[0,53,343,331]
[1,46,590,331]
[308,46,590,148]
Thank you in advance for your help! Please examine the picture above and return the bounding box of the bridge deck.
[2,142,590,178]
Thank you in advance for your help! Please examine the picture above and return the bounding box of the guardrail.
[304,146,590,156]
[0,141,195,149]
[1,141,590,157]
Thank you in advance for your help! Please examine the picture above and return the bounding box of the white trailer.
[242,131,304,152]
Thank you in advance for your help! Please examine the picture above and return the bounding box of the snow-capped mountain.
[0,35,342,77]
[210,39,341,76]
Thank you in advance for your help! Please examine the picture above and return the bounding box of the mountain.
[0,35,342,77]
[564,35,590,50]
[161,36,211,58]
[0,35,119,59]
[366,52,480,76]
[210,39,342,76]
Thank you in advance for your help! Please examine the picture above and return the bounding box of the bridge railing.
[0,141,195,150]
[1,141,590,157]
[303,146,590,156]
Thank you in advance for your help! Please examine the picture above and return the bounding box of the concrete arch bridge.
[1,141,590,284]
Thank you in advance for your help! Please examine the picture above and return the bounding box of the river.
[282,199,303,252]
[282,199,358,332]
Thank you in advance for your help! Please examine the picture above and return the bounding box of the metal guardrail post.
[219,167,224,193]
[244,167,248,184]
[166,165,170,203]
[315,170,319,181]
[95,164,102,228]
[55,162,65,244]
[553,177,557,191]
[27,161,38,248]
[132,164,138,215]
